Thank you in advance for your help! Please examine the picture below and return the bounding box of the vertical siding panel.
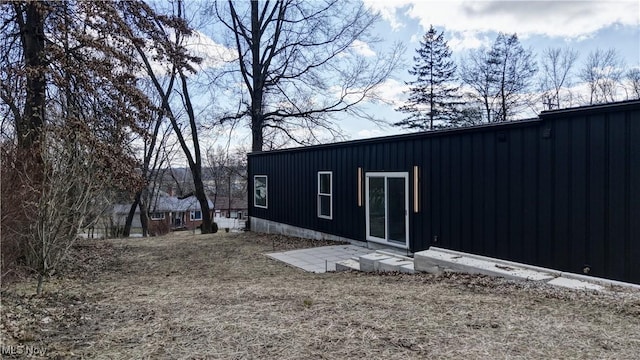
[483,131,497,256]
[440,137,452,248]
[570,116,588,274]
[628,109,640,283]
[508,129,524,261]
[522,127,539,264]
[431,138,442,246]
[450,136,462,250]
[607,111,627,279]
[588,113,606,276]
[420,138,432,250]
[417,139,427,250]
[495,131,510,259]
[304,151,313,228]
[339,147,349,238]
[344,146,353,239]
[367,142,375,171]
[300,152,306,226]
[383,142,390,170]
[351,145,359,239]
[460,134,473,252]
[538,123,553,268]
[358,144,366,240]
[471,132,485,254]
[553,118,571,271]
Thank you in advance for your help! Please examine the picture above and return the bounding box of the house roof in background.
[113,195,214,214]
[213,196,248,210]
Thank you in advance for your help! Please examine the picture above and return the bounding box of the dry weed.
[1,231,639,359]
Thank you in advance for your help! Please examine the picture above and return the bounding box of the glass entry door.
[365,172,409,248]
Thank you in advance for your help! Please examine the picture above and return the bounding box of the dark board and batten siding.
[248,100,640,284]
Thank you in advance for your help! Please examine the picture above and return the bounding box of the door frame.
[364,172,409,249]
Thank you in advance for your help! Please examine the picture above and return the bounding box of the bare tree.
[123,101,175,237]
[539,47,578,110]
[1,1,171,290]
[118,0,217,233]
[488,33,537,122]
[213,0,402,151]
[624,68,640,100]
[580,48,624,105]
[460,48,498,123]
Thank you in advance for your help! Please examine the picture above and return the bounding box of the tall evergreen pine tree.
[395,25,462,130]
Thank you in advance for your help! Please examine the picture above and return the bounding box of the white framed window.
[150,212,165,220]
[254,175,268,208]
[190,210,202,221]
[318,171,332,219]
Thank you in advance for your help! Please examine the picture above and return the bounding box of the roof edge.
[248,118,541,156]
[539,99,640,118]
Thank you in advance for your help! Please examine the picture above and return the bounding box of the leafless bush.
[148,221,170,237]
[0,144,31,285]
[18,128,111,294]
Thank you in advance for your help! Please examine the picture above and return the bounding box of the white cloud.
[372,79,409,106]
[363,0,414,30]
[356,128,387,138]
[372,0,639,49]
[448,31,492,52]
[184,31,237,70]
[350,40,377,57]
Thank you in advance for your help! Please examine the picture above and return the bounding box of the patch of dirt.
[2,232,639,359]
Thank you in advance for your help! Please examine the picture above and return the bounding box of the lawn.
[1,231,639,359]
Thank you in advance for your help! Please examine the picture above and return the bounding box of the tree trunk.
[250,0,264,152]
[138,200,149,237]
[192,166,213,233]
[16,2,46,150]
[123,192,141,237]
[484,99,491,123]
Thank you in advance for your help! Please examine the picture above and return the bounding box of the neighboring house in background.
[111,194,214,233]
[213,196,248,219]
[213,196,248,230]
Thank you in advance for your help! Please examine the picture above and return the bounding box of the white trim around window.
[318,171,332,219]
[254,175,268,209]
[190,210,202,221]
[150,212,165,220]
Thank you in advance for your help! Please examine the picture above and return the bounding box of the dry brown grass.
[2,231,640,359]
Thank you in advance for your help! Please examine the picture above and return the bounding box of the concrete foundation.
[250,217,366,247]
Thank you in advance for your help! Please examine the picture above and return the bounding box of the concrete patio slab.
[266,245,372,273]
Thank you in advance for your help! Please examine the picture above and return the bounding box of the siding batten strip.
[413,165,419,213]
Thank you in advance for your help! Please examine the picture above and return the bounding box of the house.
[213,196,248,219]
[247,100,640,285]
[112,194,214,233]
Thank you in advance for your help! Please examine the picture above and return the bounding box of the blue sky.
[343,0,640,139]
[181,0,639,151]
